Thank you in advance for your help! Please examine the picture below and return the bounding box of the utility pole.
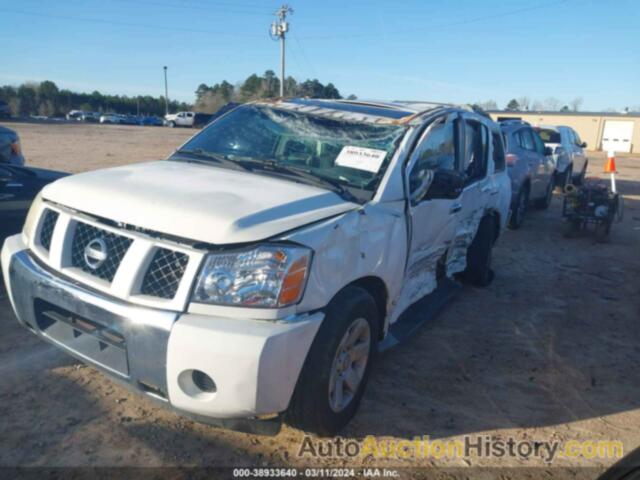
[270,5,293,97]
[163,66,169,116]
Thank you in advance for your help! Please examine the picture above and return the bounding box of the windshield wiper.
[173,148,249,171]
[230,158,360,203]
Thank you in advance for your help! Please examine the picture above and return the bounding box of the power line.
[291,31,318,79]
[0,7,265,37]
[298,0,570,40]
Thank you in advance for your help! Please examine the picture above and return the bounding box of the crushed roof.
[251,98,460,125]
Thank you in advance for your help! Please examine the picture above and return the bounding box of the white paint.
[602,120,634,153]
[41,161,358,245]
[335,146,387,173]
[166,312,323,417]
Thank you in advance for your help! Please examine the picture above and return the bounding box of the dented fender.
[282,201,407,328]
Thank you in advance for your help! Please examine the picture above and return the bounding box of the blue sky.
[1,0,638,110]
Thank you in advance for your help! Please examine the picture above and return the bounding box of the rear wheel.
[462,216,496,287]
[286,286,379,436]
[574,161,588,185]
[509,186,529,229]
[556,165,573,193]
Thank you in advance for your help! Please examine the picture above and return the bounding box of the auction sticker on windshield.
[335,146,387,173]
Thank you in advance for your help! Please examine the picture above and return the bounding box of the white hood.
[42,160,358,244]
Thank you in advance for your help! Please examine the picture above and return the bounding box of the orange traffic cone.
[604,151,617,173]
[605,150,617,193]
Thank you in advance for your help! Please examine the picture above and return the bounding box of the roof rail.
[497,118,531,126]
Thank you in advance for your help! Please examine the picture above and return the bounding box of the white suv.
[535,125,588,188]
[1,99,510,435]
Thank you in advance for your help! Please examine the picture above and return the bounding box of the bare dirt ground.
[1,122,639,478]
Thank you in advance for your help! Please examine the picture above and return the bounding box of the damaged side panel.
[282,201,407,324]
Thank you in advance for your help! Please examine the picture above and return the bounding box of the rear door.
[450,115,493,274]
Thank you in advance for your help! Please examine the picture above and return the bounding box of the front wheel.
[286,286,379,436]
[168,121,176,128]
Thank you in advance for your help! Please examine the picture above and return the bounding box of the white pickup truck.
[1,99,510,435]
[164,111,195,128]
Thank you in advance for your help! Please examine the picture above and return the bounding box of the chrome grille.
[71,223,133,282]
[140,248,189,299]
[39,209,59,251]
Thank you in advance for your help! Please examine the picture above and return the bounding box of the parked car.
[499,120,556,229]
[66,110,85,121]
[1,99,511,435]
[165,111,195,127]
[534,125,588,187]
[80,112,100,123]
[139,116,164,127]
[0,100,11,119]
[99,113,123,124]
[0,126,25,166]
[0,164,67,237]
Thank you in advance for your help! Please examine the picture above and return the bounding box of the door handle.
[449,203,462,214]
[481,186,499,195]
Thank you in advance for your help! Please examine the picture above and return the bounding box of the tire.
[168,121,176,128]
[555,165,573,193]
[595,221,611,243]
[509,186,529,230]
[462,216,496,287]
[574,161,587,185]
[535,177,554,210]
[286,286,379,436]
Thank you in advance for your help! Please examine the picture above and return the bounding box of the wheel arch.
[339,276,389,341]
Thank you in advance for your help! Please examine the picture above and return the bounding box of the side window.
[492,132,506,172]
[408,117,457,194]
[462,120,488,183]
[518,129,535,151]
[573,129,582,145]
[532,130,545,155]
[566,128,576,145]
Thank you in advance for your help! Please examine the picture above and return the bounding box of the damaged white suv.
[1,99,510,435]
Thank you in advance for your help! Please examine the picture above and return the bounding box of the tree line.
[0,71,351,118]
[0,81,190,117]
[194,70,352,113]
[475,96,585,112]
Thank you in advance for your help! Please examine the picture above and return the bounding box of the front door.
[395,113,462,315]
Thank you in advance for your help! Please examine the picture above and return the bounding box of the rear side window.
[492,132,506,172]
[462,120,488,183]
[536,128,561,143]
[516,129,535,151]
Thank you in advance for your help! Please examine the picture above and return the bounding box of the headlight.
[192,245,312,308]
[22,192,43,242]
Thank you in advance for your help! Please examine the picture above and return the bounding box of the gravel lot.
[1,122,639,477]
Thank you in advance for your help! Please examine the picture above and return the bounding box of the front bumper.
[1,234,323,424]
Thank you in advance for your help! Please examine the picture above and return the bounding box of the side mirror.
[580,141,587,148]
[424,169,465,201]
[544,146,553,156]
